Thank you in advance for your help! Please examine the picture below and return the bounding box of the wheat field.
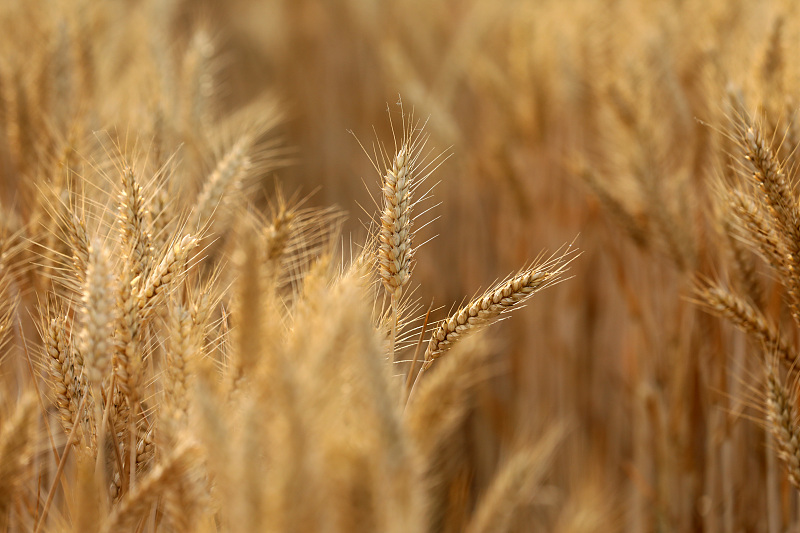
[4,0,800,531]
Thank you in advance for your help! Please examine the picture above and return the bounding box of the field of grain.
[3,0,800,531]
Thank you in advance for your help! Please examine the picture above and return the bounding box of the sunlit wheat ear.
[162,297,204,430]
[67,210,90,287]
[181,27,217,133]
[764,358,800,489]
[40,305,82,437]
[261,188,346,285]
[372,108,444,302]
[422,244,577,371]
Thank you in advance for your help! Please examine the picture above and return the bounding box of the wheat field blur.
[3,0,800,531]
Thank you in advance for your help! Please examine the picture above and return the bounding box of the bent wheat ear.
[422,246,576,370]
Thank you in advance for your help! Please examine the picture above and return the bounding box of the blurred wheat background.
[3,0,800,531]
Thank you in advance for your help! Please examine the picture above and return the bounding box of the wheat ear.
[422,248,575,370]
[42,312,81,436]
[117,166,152,278]
[743,125,800,322]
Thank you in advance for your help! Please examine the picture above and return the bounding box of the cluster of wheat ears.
[11,0,800,531]
[0,1,582,529]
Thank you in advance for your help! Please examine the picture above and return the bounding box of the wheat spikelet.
[181,28,216,132]
[228,226,264,390]
[162,299,203,427]
[148,183,172,252]
[423,248,575,370]
[721,207,763,306]
[135,423,155,473]
[67,211,90,285]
